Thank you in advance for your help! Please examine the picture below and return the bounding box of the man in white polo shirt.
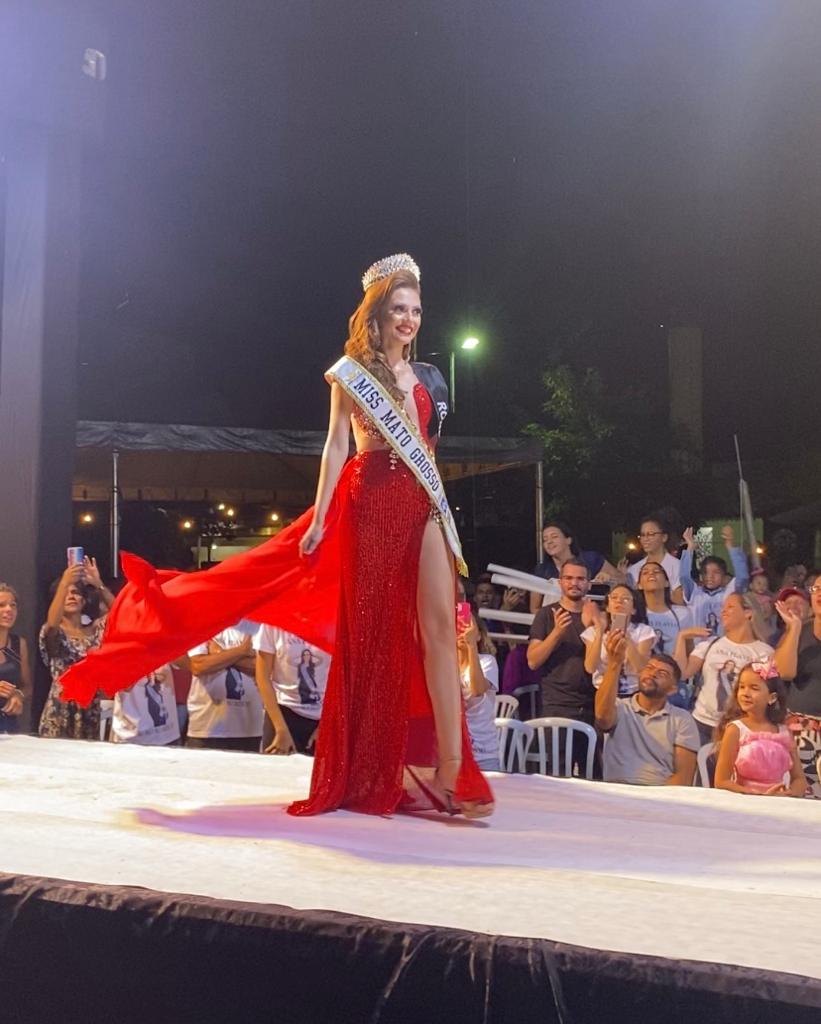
[186,626,263,752]
[595,629,698,786]
[254,626,330,755]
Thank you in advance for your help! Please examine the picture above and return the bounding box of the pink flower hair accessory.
[749,659,779,680]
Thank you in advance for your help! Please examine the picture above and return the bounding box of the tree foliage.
[525,354,704,529]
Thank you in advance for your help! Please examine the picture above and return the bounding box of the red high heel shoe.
[407,759,493,820]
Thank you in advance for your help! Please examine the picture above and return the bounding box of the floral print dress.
[38,620,106,739]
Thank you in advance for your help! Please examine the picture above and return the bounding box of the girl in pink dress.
[715,661,806,796]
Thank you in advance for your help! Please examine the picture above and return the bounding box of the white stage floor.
[1,735,819,982]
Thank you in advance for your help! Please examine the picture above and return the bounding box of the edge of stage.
[2,735,821,1023]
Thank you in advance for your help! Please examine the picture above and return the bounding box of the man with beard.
[595,630,699,786]
[527,559,597,771]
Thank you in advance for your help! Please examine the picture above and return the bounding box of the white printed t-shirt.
[187,627,264,738]
[253,626,330,721]
[112,665,180,746]
[691,636,774,728]
[645,605,693,658]
[461,653,499,770]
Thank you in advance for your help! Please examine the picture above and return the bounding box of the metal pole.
[110,448,120,578]
[535,460,544,564]
[449,350,456,413]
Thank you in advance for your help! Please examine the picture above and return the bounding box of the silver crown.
[361,253,420,292]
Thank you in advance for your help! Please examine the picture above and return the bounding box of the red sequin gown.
[60,383,493,817]
[291,384,492,815]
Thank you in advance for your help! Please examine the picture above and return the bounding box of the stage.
[1,735,820,1022]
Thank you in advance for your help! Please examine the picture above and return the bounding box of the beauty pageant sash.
[326,356,468,576]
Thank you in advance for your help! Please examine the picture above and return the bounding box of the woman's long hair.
[634,563,678,622]
[345,269,420,403]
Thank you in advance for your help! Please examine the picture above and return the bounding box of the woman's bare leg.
[416,519,462,792]
[416,521,492,817]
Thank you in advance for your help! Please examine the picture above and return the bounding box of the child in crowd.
[747,569,775,634]
[582,584,655,697]
[714,661,805,796]
[680,524,750,636]
[458,615,500,771]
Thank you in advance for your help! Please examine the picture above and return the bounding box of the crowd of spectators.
[2,510,820,801]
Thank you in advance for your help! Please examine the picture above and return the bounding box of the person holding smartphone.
[39,555,114,740]
[582,584,655,698]
[457,613,500,771]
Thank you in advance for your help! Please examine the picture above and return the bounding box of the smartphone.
[611,611,630,633]
[67,546,84,567]
[456,601,472,631]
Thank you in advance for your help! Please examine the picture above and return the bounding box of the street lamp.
[428,337,480,413]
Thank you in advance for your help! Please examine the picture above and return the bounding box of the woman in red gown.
[61,254,493,819]
[292,255,493,817]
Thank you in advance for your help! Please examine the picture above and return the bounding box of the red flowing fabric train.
[61,385,493,816]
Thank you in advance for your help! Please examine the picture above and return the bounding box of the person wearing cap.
[770,587,811,645]
[774,581,821,796]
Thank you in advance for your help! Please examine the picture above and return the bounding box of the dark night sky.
[76,0,821,462]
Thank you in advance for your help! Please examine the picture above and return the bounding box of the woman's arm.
[583,624,604,675]
[0,637,29,716]
[773,601,804,680]
[591,558,627,584]
[594,631,625,732]
[300,383,353,555]
[459,621,492,698]
[254,650,295,755]
[82,557,115,612]
[673,627,710,679]
[19,637,32,702]
[43,564,84,656]
[624,631,652,674]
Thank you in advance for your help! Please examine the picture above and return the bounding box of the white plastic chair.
[99,699,114,742]
[525,717,597,779]
[495,693,519,720]
[495,718,534,773]
[696,742,716,787]
[512,683,540,720]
